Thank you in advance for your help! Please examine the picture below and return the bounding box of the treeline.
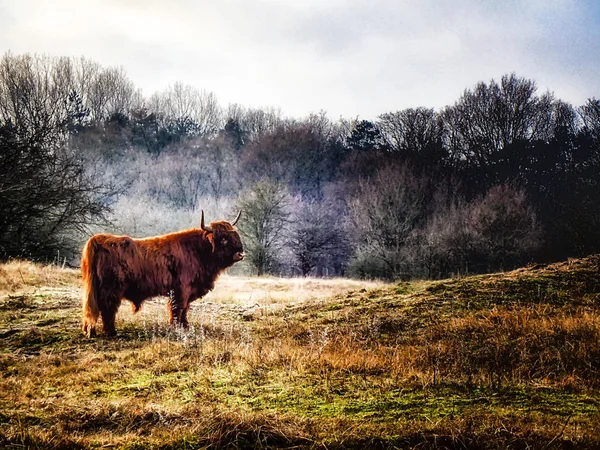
[1,52,599,279]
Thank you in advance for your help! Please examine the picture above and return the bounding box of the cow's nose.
[233,252,245,262]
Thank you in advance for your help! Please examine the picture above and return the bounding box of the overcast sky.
[1,0,599,119]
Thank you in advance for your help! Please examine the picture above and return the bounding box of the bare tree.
[288,199,346,276]
[0,53,79,143]
[348,164,428,279]
[442,73,555,167]
[88,66,140,122]
[0,121,109,260]
[239,106,283,139]
[148,82,223,136]
[72,57,100,111]
[470,184,541,270]
[414,183,541,276]
[378,107,447,170]
[235,179,289,275]
[580,98,600,141]
[157,134,239,205]
[414,199,477,277]
[241,119,332,197]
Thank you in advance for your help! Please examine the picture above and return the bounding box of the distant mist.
[1,53,600,278]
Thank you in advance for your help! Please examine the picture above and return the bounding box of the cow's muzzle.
[233,252,245,262]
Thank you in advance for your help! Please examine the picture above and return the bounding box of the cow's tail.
[81,237,100,338]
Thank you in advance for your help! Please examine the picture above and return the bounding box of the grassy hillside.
[0,257,599,449]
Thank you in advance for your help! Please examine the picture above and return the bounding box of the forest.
[1,52,599,279]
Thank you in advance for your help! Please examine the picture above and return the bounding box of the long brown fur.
[81,220,244,337]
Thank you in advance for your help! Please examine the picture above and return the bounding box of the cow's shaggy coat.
[81,215,243,337]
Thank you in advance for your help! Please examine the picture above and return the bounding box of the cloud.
[1,0,599,118]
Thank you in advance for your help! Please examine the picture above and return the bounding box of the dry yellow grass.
[87,273,391,334]
[0,259,79,296]
[206,274,387,304]
[0,257,599,448]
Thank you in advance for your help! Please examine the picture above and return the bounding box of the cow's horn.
[201,210,213,233]
[231,210,242,226]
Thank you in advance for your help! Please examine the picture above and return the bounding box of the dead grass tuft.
[0,259,79,296]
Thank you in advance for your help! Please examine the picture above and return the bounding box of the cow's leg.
[180,303,191,328]
[100,295,121,337]
[168,290,192,329]
[82,311,99,338]
[179,289,195,329]
[167,295,184,327]
[82,321,97,338]
[82,292,100,338]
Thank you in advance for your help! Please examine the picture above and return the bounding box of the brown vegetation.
[0,257,599,448]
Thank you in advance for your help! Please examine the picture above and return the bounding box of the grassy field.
[0,257,599,449]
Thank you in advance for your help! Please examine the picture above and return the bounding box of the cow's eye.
[221,238,228,245]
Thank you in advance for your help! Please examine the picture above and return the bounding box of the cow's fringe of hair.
[81,238,100,338]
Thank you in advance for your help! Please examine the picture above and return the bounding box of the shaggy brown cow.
[81,211,244,337]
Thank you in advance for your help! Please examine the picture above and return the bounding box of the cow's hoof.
[83,323,97,338]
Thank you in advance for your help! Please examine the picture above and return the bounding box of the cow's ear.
[206,233,216,252]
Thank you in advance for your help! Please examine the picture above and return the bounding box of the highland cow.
[81,211,243,337]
